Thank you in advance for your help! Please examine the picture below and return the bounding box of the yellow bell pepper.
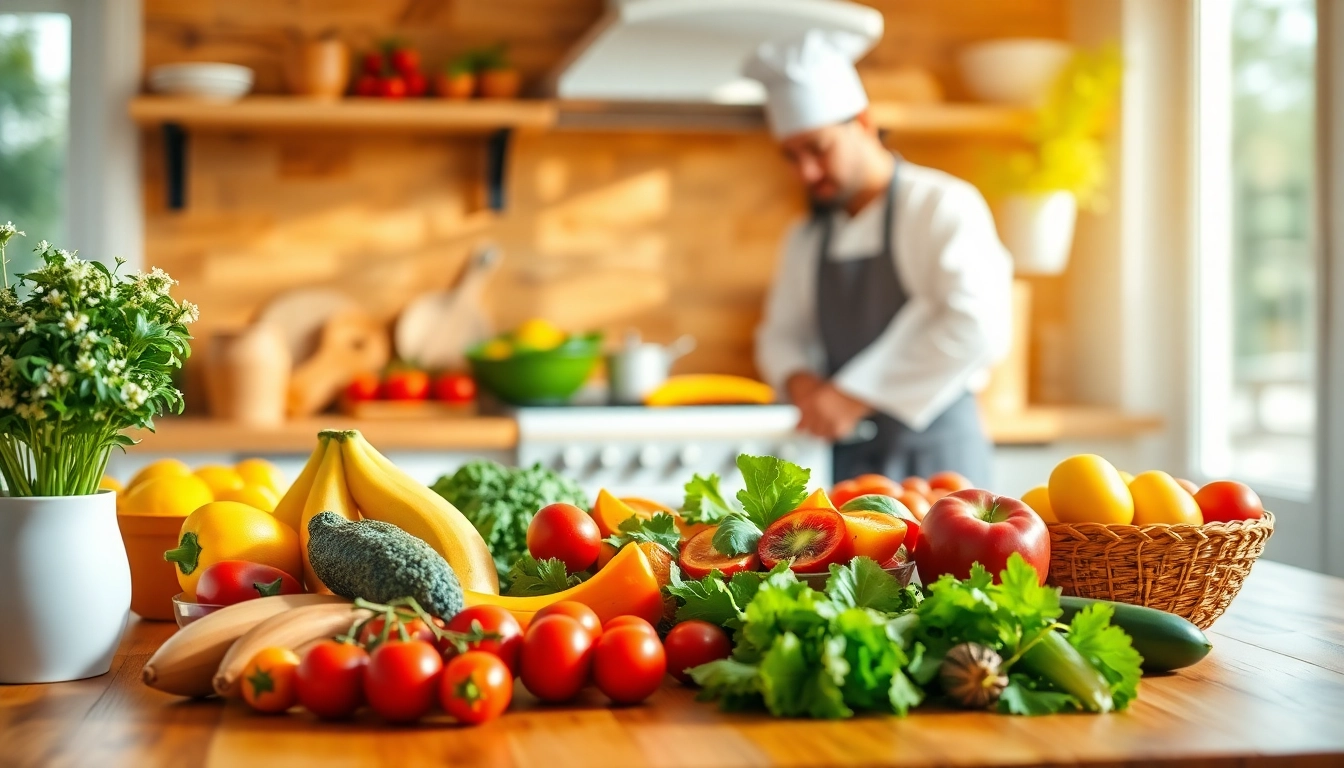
[164,501,302,600]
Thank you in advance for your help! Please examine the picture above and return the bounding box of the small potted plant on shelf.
[476,43,521,99]
[0,224,195,683]
[980,44,1122,275]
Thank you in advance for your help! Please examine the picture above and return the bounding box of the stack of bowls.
[148,63,254,101]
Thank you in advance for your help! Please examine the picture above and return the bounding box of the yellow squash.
[165,501,302,600]
[464,544,663,625]
[644,374,774,407]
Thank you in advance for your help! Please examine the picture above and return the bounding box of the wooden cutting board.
[394,245,500,370]
[287,309,391,417]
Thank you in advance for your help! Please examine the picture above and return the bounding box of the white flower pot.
[993,191,1078,276]
[0,491,130,683]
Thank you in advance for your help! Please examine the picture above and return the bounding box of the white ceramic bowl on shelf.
[957,38,1073,106]
[148,63,254,101]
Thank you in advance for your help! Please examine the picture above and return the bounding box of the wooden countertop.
[5,560,1340,768]
[125,406,1159,454]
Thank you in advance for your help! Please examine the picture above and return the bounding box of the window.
[1195,0,1318,493]
[0,12,70,275]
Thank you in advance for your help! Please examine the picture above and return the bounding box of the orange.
[194,464,245,496]
[1021,485,1056,523]
[840,511,908,563]
[120,474,213,518]
[235,458,286,494]
[127,458,191,491]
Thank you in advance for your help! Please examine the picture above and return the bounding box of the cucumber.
[1059,596,1212,673]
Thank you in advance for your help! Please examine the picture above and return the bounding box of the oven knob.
[598,446,622,470]
[559,446,586,472]
[677,445,703,467]
[637,445,662,469]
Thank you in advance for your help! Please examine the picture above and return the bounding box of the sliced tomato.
[841,511,907,563]
[678,527,759,579]
[757,508,852,573]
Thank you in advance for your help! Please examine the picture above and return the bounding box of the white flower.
[0,222,23,236]
[15,402,44,420]
[0,389,14,409]
[43,289,64,307]
[92,410,107,421]
[36,240,50,251]
[50,364,71,387]
[61,311,89,334]
[107,357,126,375]
[16,314,36,335]
[75,355,96,374]
[121,381,147,408]
[0,355,12,373]
[30,383,50,400]
[178,301,199,324]
[86,295,99,306]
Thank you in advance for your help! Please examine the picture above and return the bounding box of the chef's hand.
[796,382,872,442]
[785,371,825,404]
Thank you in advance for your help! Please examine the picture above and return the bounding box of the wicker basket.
[1045,512,1274,629]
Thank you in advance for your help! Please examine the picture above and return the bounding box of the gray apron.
[816,161,992,487]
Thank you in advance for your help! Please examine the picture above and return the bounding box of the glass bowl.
[172,593,225,628]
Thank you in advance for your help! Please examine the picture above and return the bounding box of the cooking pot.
[606,331,695,405]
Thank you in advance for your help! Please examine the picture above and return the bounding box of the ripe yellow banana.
[333,430,500,595]
[272,435,327,531]
[643,374,775,407]
[299,438,359,593]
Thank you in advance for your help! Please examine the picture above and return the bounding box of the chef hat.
[743,30,874,139]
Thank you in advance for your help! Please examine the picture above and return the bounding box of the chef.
[748,30,1013,487]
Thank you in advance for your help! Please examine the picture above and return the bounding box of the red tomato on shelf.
[382,369,430,401]
[195,561,302,606]
[345,372,381,402]
[378,75,408,99]
[404,70,427,97]
[361,52,384,76]
[353,73,380,97]
[433,373,477,403]
[389,47,420,77]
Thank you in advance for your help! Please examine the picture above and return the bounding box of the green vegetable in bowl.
[431,460,589,586]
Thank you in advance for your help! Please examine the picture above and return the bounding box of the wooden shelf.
[869,102,1035,137]
[129,96,558,133]
[986,405,1163,445]
[123,416,518,454]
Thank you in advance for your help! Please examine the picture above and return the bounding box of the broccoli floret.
[307,512,464,619]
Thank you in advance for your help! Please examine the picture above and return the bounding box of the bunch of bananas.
[274,430,499,596]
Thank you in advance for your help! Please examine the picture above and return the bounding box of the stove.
[511,405,832,506]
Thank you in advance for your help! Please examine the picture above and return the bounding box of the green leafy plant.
[710,454,811,557]
[980,44,1123,210]
[0,227,195,496]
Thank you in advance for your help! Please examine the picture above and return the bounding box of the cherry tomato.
[519,615,594,703]
[361,51,384,75]
[296,641,368,720]
[443,605,523,674]
[358,616,436,649]
[195,560,303,606]
[382,369,429,400]
[345,372,381,401]
[432,372,477,403]
[603,615,657,638]
[533,601,602,643]
[439,651,512,725]
[527,503,601,573]
[404,70,428,98]
[593,626,666,704]
[663,620,732,684]
[378,75,408,99]
[1194,480,1265,523]
[363,640,443,722]
[241,647,300,714]
[389,47,420,76]
[353,73,380,97]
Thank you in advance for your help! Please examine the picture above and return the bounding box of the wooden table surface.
[4,560,1343,768]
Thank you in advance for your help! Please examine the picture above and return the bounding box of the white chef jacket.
[755,162,1013,432]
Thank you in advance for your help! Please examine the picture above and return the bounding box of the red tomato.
[432,372,477,403]
[443,605,524,674]
[1193,480,1265,523]
[195,561,302,606]
[382,369,429,401]
[345,371,381,401]
[929,471,974,492]
[361,51,384,75]
[389,47,420,76]
[527,503,601,573]
[404,70,427,97]
[363,640,443,722]
[678,527,760,579]
[296,641,368,720]
[378,75,408,99]
[663,620,731,684]
[914,489,1050,585]
[756,508,853,573]
[353,73,380,97]
[439,651,512,725]
[593,626,666,705]
[603,615,656,638]
[533,601,602,643]
[902,476,933,498]
[519,615,594,703]
[358,616,436,649]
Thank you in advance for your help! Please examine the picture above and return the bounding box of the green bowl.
[467,333,602,405]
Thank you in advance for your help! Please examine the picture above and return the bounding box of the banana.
[272,435,328,531]
[333,430,499,595]
[643,374,775,407]
[213,601,368,698]
[141,593,347,697]
[299,439,359,593]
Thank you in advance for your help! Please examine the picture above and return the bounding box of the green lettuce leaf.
[665,564,776,629]
[825,557,921,613]
[604,512,681,556]
[1066,603,1144,710]
[734,454,810,528]
[681,473,739,524]
[711,514,764,556]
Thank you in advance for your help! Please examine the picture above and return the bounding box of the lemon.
[1129,471,1203,526]
[215,484,280,513]
[127,458,191,491]
[99,475,124,494]
[1118,470,1135,485]
[121,474,214,517]
[1020,484,1056,523]
[1048,454,1134,525]
[481,338,513,360]
[235,458,286,494]
[512,318,566,351]
[194,464,245,496]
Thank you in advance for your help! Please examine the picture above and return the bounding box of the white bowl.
[149,63,254,101]
[957,38,1073,106]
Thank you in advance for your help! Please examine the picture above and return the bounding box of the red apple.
[914,489,1051,586]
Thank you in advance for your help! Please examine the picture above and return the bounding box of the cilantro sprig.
[603,512,681,556]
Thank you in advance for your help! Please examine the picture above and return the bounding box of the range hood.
[543,0,883,110]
